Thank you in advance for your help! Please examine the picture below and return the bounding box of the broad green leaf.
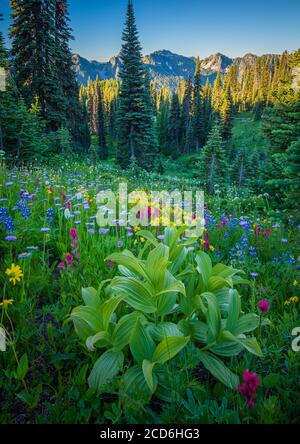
[178,320,207,343]
[152,336,189,364]
[101,294,125,330]
[110,276,156,313]
[86,331,112,351]
[169,246,188,274]
[226,290,241,333]
[142,360,157,393]
[106,250,148,280]
[205,293,221,341]
[130,319,156,364]
[210,342,243,357]
[221,330,263,357]
[198,351,239,389]
[136,230,158,247]
[234,313,261,335]
[112,312,141,350]
[156,292,177,317]
[232,276,252,287]
[71,306,103,341]
[195,252,212,288]
[212,263,244,279]
[145,243,169,289]
[214,288,231,310]
[82,287,101,309]
[150,322,184,342]
[16,353,29,381]
[163,227,179,252]
[238,337,263,357]
[88,349,124,394]
[121,366,154,403]
[208,276,231,292]
[156,271,185,317]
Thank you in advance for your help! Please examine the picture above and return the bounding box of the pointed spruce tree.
[192,57,205,152]
[220,82,234,140]
[98,83,108,160]
[116,0,157,169]
[168,92,181,157]
[10,0,65,131]
[196,123,228,194]
[55,0,90,150]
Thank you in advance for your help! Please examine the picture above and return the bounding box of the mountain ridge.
[73,49,277,87]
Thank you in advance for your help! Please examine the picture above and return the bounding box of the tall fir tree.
[196,123,227,194]
[192,57,205,151]
[116,0,157,169]
[212,70,223,114]
[220,82,233,140]
[181,75,193,153]
[98,84,108,160]
[10,0,65,131]
[156,92,170,155]
[55,0,90,150]
[168,92,181,157]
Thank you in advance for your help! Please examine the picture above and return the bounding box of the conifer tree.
[116,0,157,169]
[196,123,227,194]
[181,75,193,153]
[156,93,170,155]
[98,84,108,160]
[192,57,205,151]
[220,82,233,140]
[10,0,65,130]
[231,147,250,187]
[284,138,300,222]
[203,78,213,142]
[55,0,90,150]
[168,92,181,157]
[212,70,223,114]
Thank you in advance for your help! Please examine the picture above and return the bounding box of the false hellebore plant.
[70,227,267,402]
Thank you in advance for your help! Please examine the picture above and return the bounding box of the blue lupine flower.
[15,199,31,219]
[0,207,15,232]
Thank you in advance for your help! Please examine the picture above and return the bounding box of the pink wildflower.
[258,300,269,313]
[70,228,78,240]
[238,370,260,408]
[66,253,73,264]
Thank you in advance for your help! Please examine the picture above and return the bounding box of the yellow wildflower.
[284,300,290,306]
[0,299,14,307]
[5,264,23,286]
[209,245,215,252]
[290,296,299,304]
[293,280,298,287]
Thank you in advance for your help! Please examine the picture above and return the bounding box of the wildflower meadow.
[0,0,299,429]
[0,159,299,424]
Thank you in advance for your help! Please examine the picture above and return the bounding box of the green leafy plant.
[70,227,267,403]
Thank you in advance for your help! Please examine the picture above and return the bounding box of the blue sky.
[1,0,300,61]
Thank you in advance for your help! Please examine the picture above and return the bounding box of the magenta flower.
[66,253,73,264]
[70,228,78,240]
[264,228,271,237]
[258,300,269,313]
[238,370,260,408]
[57,262,65,269]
